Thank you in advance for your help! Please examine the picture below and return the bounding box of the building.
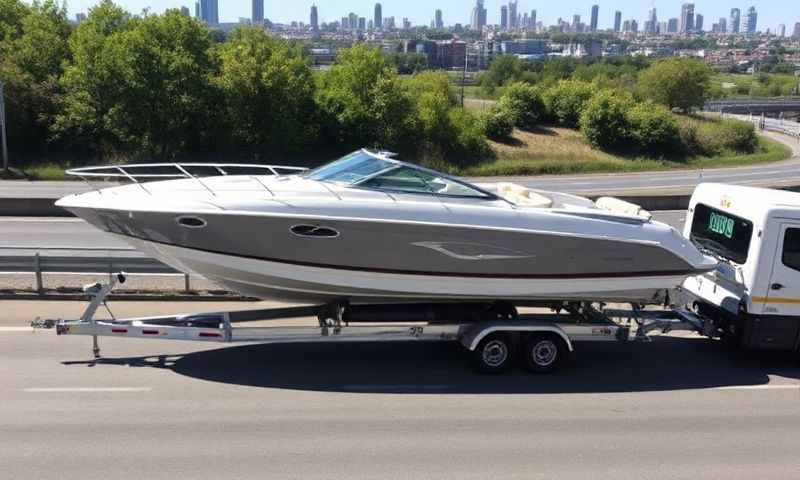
[435,9,443,29]
[470,0,487,31]
[500,39,546,56]
[358,17,366,31]
[531,10,537,30]
[402,18,411,30]
[310,5,319,31]
[729,8,741,34]
[500,6,508,30]
[75,12,87,23]
[718,17,727,33]
[590,5,599,32]
[680,3,694,33]
[613,11,622,32]
[349,12,358,30]
[778,24,786,37]
[744,7,757,35]
[374,3,382,30]
[252,0,263,24]
[194,1,199,19]
[695,14,703,32]
[199,0,218,25]
[509,1,518,29]
[646,8,657,34]
[794,22,800,39]
[668,18,679,33]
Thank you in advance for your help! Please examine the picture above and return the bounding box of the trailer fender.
[461,324,574,352]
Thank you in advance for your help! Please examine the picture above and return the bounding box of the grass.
[711,72,800,98]
[22,162,76,181]
[460,126,792,177]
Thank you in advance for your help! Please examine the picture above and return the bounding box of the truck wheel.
[524,333,566,374]
[473,333,513,373]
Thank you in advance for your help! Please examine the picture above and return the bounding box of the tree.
[637,58,712,113]
[580,90,634,151]
[317,44,416,151]
[626,103,681,156]
[498,82,544,131]
[215,27,318,154]
[0,0,70,157]
[478,55,525,94]
[52,0,133,154]
[542,79,594,128]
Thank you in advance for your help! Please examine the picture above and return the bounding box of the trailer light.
[142,329,159,335]
[199,332,222,338]
[111,328,128,334]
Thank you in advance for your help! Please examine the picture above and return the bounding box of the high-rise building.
[349,12,358,30]
[793,22,800,39]
[590,5,599,32]
[778,24,786,37]
[435,9,443,29]
[646,8,658,34]
[76,12,87,22]
[744,6,757,35]
[374,3,383,30]
[358,16,366,31]
[470,0,487,31]
[199,0,218,25]
[509,1,518,29]
[402,18,411,30]
[695,14,703,32]
[310,5,319,31]
[531,10,537,29]
[718,17,727,33]
[729,8,741,33]
[680,3,694,33]
[252,0,263,24]
[572,14,580,31]
[668,18,679,33]
[194,1,199,19]
[500,6,509,30]
[613,10,622,32]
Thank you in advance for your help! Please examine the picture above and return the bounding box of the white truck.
[682,183,800,351]
[34,183,800,373]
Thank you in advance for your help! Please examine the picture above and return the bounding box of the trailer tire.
[523,333,566,374]
[473,333,513,373]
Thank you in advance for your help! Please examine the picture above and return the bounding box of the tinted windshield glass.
[359,166,490,198]
[304,152,394,185]
[690,203,753,264]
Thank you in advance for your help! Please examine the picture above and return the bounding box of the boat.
[56,150,716,305]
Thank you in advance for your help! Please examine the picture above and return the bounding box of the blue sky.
[65,1,792,32]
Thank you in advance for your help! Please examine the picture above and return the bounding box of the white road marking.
[343,385,450,391]
[715,384,800,391]
[0,327,35,332]
[0,218,83,223]
[23,387,152,393]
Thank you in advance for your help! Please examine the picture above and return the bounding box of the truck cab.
[682,183,800,351]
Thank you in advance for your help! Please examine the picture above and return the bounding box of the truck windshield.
[690,203,754,264]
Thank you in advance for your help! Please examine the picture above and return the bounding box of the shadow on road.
[62,336,800,394]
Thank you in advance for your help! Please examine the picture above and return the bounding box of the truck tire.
[523,333,566,374]
[473,333,513,373]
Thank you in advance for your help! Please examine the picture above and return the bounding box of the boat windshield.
[358,166,491,198]
[304,151,395,185]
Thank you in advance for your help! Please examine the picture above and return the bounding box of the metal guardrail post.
[33,253,43,293]
[184,274,191,293]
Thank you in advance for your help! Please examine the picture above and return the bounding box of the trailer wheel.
[473,333,513,373]
[523,333,566,374]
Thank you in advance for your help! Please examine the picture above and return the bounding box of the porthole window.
[176,216,207,229]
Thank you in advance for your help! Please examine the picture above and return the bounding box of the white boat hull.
[123,235,684,304]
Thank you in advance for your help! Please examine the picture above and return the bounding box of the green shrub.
[579,90,634,151]
[626,103,682,157]
[497,82,544,131]
[687,118,758,156]
[481,107,515,141]
[637,58,712,112]
[542,80,594,128]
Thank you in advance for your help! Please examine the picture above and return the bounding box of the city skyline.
[66,0,790,32]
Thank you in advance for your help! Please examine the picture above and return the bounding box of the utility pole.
[0,80,8,173]
[460,45,469,108]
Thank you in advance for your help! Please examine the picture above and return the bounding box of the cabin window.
[782,228,800,272]
[690,203,753,264]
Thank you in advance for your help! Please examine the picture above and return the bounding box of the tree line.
[0,0,487,168]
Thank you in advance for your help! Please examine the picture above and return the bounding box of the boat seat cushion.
[497,182,554,208]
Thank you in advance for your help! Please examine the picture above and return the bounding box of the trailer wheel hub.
[482,340,509,367]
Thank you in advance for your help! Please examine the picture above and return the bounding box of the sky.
[63,1,793,32]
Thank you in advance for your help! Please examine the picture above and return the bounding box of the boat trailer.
[32,274,716,373]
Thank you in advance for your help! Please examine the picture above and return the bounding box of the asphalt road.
[2,132,798,199]
[1,300,799,479]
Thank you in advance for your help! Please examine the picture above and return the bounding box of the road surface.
[1,300,799,479]
[2,131,798,199]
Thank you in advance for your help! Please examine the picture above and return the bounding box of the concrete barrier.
[0,198,73,217]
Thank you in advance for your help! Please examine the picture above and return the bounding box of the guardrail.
[0,246,182,293]
[718,112,800,140]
